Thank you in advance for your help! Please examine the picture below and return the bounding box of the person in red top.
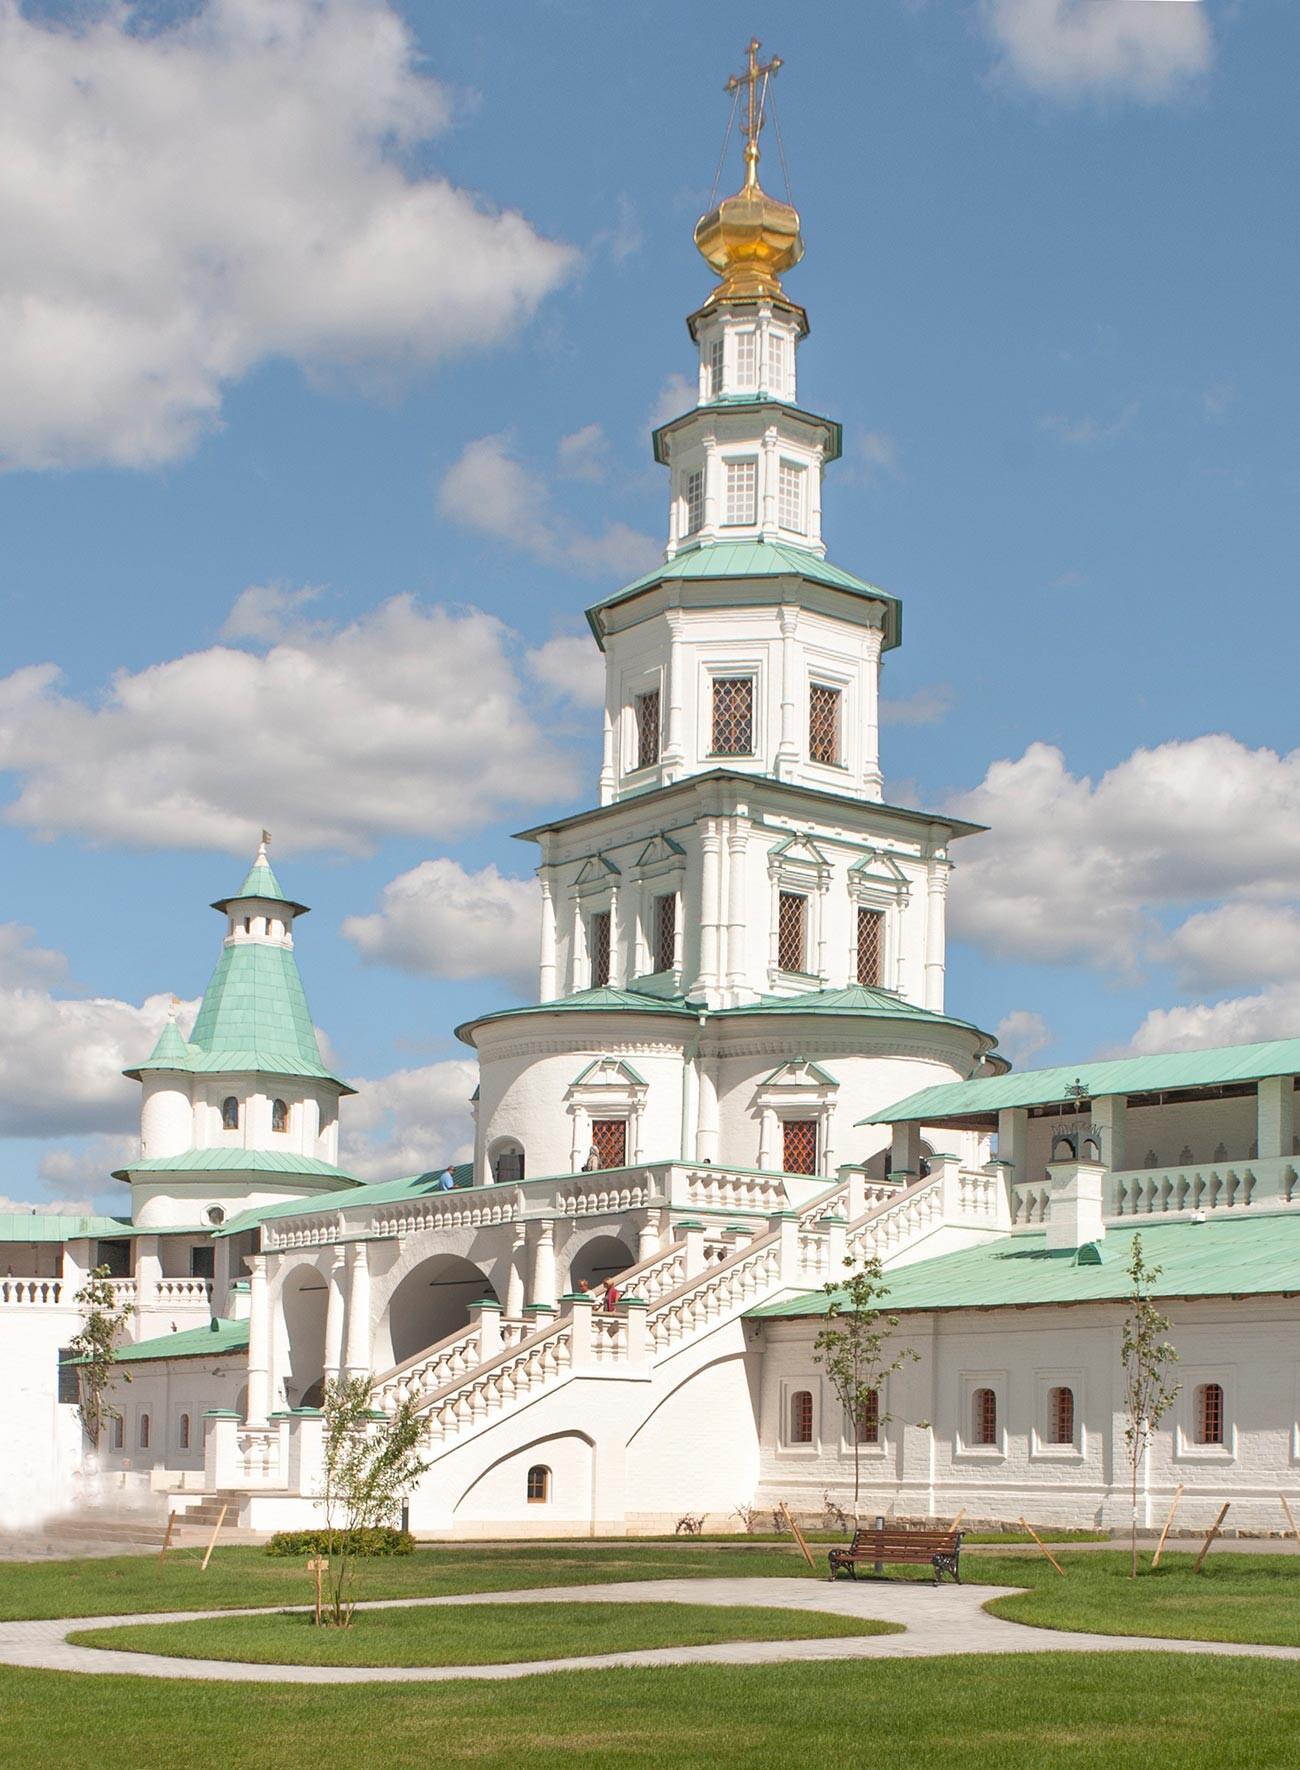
[599,1278,621,1311]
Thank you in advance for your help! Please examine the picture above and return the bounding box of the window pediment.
[849,847,911,902]
[768,832,832,883]
[573,853,621,895]
[754,1057,839,1110]
[633,833,687,881]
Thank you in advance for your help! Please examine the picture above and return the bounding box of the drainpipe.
[680,1010,708,1162]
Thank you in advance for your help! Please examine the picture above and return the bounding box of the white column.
[663,607,686,770]
[134,1235,161,1308]
[538,874,557,1003]
[861,626,884,799]
[758,1107,777,1171]
[808,447,824,551]
[1092,1094,1128,1171]
[759,425,779,540]
[569,1107,586,1174]
[530,1222,557,1310]
[891,1121,923,1182]
[609,882,623,987]
[997,1107,1029,1190]
[1257,1075,1295,1160]
[923,848,949,1013]
[245,1255,272,1426]
[598,699,616,804]
[695,1058,720,1165]
[505,1224,527,1318]
[342,1244,372,1381]
[725,822,748,992]
[637,1211,663,1262]
[693,820,723,996]
[776,605,799,773]
[322,1251,346,1387]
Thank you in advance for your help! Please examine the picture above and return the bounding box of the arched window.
[221,1096,240,1131]
[179,1413,191,1451]
[271,1098,288,1134]
[492,1141,525,1184]
[1196,1383,1225,1446]
[110,1415,124,1451]
[789,1390,814,1444]
[526,1464,550,1503]
[972,1387,998,1446]
[139,1412,151,1450]
[1048,1386,1074,1445]
[856,1389,880,1445]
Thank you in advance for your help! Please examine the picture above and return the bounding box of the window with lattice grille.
[712,676,753,755]
[857,1388,880,1445]
[777,891,806,973]
[768,333,787,396]
[634,690,660,770]
[783,1118,818,1175]
[1196,1382,1225,1445]
[779,461,806,533]
[591,1119,627,1169]
[526,1464,550,1503]
[684,468,704,535]
[724,458,757,525]
[973,1387,998,1446]
[1048,1386,1075,1445]
[857,907,884,987]
[654,892,676,974]
[736,331,757,388]
[808,681,839,764]
[708,338,724,397]
[789,1389,814,1444]
[589,911,611,988]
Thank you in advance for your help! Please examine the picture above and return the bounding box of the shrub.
[265,1526,415,1559]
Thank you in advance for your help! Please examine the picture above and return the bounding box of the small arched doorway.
[279,1266,328,1410]
[566,1233,636,1294]
[385,1254,500,1367]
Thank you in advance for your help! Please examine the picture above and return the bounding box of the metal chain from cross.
[725,37,783,190]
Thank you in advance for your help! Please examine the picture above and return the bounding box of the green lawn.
[1,1654,1298,1769]
[69,1599,897,1666]
[0,1541,811,1622]
[969,1549,1300,1646]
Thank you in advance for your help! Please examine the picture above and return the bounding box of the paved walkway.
[1,1578,1298,1684]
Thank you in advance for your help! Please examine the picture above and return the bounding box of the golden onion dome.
[693,174,804,303]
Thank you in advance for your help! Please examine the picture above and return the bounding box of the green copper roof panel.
[185,941,347,1086]
[141,1019,191,1070]
[113,1149,358,1182]
[716,983,983,1033]
[0,1213,133,1243]
[747,1213,1300,1318]
[861,1035,1300,1126]
[111,1318,250,1363]
[458,985,697,1044]
[211,853,307,915]
[585,541,901,651]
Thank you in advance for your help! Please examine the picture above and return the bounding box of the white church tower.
[460,43,1003,1187]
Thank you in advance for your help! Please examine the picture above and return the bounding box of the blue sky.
[2,0,1298,1206]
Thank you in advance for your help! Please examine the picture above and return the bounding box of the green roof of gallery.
[747,1213,1300,1318]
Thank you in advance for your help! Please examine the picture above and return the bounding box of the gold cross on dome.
[725,37,783,191]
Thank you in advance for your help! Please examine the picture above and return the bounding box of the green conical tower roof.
[211,835,308,917]
[141,1009,191,1070]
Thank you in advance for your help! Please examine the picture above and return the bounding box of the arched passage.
[279,1265,328,1410]
[386,1254,500,1367]
[566,1233,636,1294]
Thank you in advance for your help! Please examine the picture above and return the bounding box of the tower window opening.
[768,332,787,396]
[635,689,661,771]
[857,1388,880,1445]
[221,1096,240,1131]
[111,1415,124,1451]
[243,916,251,934]
[271,1098,288,1134]
[783,1118,818,1175]
[684,469,704,536]
[526,1464,550,1503]
[589,910,611,988]
[723,457,757,526]
[808,682,840,764]
[778,460,805,532]
[179,1412,191,1451]
[857,907,884,987]
[139,1412,151,1450]
[707,337,724,398]
[1196,1382,1225,1445]
[711,676,754,755]
[654,892,676,974]
[777,891,807,973]
[264,917,272,935]
[735,330,757,389]
[591,1119,627,1169]
[973,1387,998,1446]
[789,1389,814,1444]
[1048,1385,1075,1445]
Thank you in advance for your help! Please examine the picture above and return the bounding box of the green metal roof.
[213,1160,475,1238]
[110,1318,250,1364]
[584,541,901,652]
[747,1213,1300,1318]
[458,985,697,1044]
[211,854,307,916]
[112,1149,359,1184]
[861,1035,1300,1127]
[715,983,987,1036]
[127,938,351,1091]
[0,1213,133,1243]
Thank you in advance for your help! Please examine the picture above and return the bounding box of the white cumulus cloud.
[0,0,575,471]
[995,1009,1053,1067]
[0,592,579,855]
[983,0,1212,102]
[526,634,606,709]
[1127,985,1300,1055]
[342,859,540,994]
[341,1060,478,1181]
[437,433,660,581]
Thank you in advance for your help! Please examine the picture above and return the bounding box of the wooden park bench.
[827,1524,963,1585]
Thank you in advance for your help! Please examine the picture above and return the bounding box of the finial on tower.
[258,828,271,861]
[694,38,803,305]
